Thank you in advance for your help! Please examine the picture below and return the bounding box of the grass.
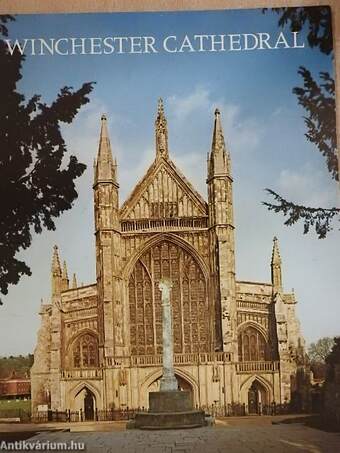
[0,399,31,411]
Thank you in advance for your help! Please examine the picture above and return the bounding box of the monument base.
[131,390,207,430]
[149,390,192,412]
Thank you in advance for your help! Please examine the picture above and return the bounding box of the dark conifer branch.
[263,189,340,239]
[293,67,337,181]
[262,7,338,238]
[262,7,333,55]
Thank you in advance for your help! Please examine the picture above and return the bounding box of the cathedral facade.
[31,101,307,417]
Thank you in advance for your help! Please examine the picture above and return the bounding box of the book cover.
[0,2,339,444]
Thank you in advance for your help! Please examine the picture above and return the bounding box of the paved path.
[1,422,339,453]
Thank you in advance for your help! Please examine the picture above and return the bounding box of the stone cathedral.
[31,100,308,417]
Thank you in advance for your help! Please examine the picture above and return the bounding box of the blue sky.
[0,8,339,355]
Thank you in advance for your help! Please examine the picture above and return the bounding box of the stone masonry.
[31,100,308,416]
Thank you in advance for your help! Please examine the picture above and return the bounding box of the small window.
[72,334,99,368]
[238,326,269,362]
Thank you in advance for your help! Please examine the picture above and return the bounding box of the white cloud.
[172,151,206,199]
[272,106,284,117]
[167,86,264,155]
[168,86,210,120]
[62,97,122,168]
[119,147,155,201]
[277,164,338,207]
[218,101,263,152]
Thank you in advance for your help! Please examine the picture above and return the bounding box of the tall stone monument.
[159,278,177,391]
[132,278,206,429]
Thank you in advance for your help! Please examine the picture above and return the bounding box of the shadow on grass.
[273,414,340,433]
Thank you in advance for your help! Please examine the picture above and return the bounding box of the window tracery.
[238,326,270,361]
[129,240,210,355]
[72,333,99,368]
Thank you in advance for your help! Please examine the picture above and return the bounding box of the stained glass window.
[129,241,210,355]
[72,334,99,368]
[238,326,269,362]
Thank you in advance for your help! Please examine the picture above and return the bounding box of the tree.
[0,353,34,378]
[325,336,340,381]
[308,337,335,363]
[0,15,94,304]
[262,7,339,238]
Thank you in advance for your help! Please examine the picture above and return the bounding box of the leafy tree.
[263,7,333,55]
[262,7,339,238]
[0,353,34,378]
[325,336,340,381]
[309,361,326,380]
[308,337,335,363]
[0,15,94,304]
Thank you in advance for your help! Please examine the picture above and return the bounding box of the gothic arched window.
[129,240,209,356]
[238,326,269,362]
[72,334,99,368]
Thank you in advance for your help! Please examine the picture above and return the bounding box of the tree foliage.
[0,354,34,378]
[325,336,340,381]
[262,7,339,238]
[308,337,335,363]
[264,191,339,239]
[0,16,94,304]
[294,67,337,181]
[264,6,333,55]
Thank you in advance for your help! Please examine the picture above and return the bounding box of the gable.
[120,158,208,220]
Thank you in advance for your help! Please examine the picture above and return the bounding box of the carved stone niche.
[276,313,286,323]
[212,365,220,382]
[277,321,288,342]
[119,367,128,386]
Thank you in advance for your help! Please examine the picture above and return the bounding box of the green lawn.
[0,399,31,411]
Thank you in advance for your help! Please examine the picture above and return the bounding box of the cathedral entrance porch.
[73,387,96,421]
[247,379,269,415]
[239,374,276,415]
[84,389,95,420]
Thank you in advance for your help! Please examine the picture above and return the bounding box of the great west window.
[129,240,210,355]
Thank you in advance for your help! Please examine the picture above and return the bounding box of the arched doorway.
[84,389,95,420]
[247,380,268,414]
[74,387,96,420]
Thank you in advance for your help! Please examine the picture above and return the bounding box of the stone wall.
[58,361,282,411]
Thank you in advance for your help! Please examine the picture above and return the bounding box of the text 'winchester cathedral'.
[31,100,308,418]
